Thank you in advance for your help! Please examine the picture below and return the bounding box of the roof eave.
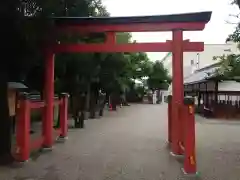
[54,11,212,26]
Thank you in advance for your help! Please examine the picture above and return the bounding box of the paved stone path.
[0,104,240,180]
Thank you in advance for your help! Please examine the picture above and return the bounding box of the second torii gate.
[43,11,212,174]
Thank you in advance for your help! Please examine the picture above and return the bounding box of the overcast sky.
[102,0,239,60]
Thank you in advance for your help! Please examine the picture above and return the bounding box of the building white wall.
[162,42,239,78]
[161,90,169,102]
[218,81,240,92]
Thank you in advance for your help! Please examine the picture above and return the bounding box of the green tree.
[0,0,153,162]
[213,0,240,80]
[147,61,171,91]
[0,0,32,164]
[213,54,240,80]
[0,0,111,163]
[209,1,240,85]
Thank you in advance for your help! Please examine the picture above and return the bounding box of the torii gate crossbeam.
[54,41,204,53]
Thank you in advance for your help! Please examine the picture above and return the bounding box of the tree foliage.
[232,0,240,9]
[212,2,240,79]
[0,0,172,162]
[0,0,130,162]
[147,61,171,91]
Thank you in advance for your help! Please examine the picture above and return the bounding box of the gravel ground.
[0,104,240,180]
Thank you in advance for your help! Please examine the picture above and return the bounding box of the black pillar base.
[74,115,85,129]
[99,109,104,116]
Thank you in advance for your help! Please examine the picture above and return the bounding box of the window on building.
[224,49,231,52]
[190,59,194,65]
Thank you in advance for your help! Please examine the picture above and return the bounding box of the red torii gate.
[44,11,211,174]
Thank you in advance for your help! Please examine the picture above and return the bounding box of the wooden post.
[15,92,30,162]
[43,51,55,148]
[59,93,69,139]
[214,81,218,105]
[167,95,172,144]
[171,30,184,155]
[182,96,197,174]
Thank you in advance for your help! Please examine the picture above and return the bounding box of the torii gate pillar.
[171,30,185,155]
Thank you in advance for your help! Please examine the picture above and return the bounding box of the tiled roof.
[184,63,220,85]
[8,82,28,89]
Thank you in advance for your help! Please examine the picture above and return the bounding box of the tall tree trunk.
[89,91,96,119]
[111,92,117,111]
[79,93,86,128]
[85,83,91,118]
[72,93,82,128]
[99,92,106,116]
[0,69,14,164]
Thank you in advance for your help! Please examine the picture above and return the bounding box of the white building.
[162,42,239,78]
[162,42,239,95]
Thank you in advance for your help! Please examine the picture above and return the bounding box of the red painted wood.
[59,93,68,138]
[183,105,197,174]
[55,42,171,52]
[171,30,184,155]
[43,51,55,148]
[56,22,206,33]
[15,96,30,162]
[54,41,203,53]
[168,96,172,143]
[54,99,61,106]
[106,32,116,44]
[180,105,187,148]
[29,99,61,109]
[179,141,185,151]
[30,101,45,109]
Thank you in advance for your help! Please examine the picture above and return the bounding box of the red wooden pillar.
[179,105,187,152]
[179,105,185,148]
[15,92,30,162]
[59,93,69,139]
[182,96,197,174]
[43,51,55,148]
[171,30,184,155]
[167,95,172,144]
